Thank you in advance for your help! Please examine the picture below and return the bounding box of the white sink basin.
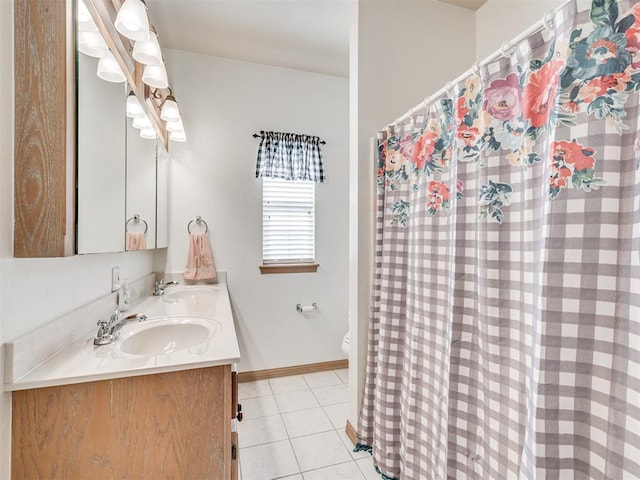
[163,285,219,302]
[118,316,222,356]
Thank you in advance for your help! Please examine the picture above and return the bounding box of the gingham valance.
[255,131,326,183]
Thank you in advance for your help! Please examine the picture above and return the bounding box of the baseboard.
[345,420,358,446]
[238,359,348,383]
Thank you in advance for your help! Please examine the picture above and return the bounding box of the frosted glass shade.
[165,118,184,133]
[142,63,168,89]
[160,96,180,122]
[132,30,162,66]
[77,1,98,33]
[132,115,152,130]
[115,0,149,42]
[126,91,145,119]
[97,52,125,83]
[140,127,157,139]
[170,130,187,142]
[77,18,98,33]
[78,31,108,58]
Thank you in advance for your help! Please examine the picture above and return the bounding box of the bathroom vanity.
[5,280,240,479]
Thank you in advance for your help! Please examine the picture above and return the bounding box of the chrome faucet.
[93,309,148,346]
[153,279,179,296]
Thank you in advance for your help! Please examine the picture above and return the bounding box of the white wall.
[0,1,156,473]
[349,0,477,431]
[475,0,566,60]
[162,50,349,373]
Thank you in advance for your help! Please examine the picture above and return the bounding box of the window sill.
[259,263,319,274]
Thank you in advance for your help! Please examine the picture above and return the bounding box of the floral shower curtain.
[357,0,640,479]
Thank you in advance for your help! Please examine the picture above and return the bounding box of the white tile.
[336,429,372,460]
[275,389,320,414]
[303,371,343,389]
[279,476,303,480]
[356,457,379,480]
[323,402,347,430]
[240,395,280,420]
[291,430,352,472]
[312,383,348,406]
[269,375,309,394]
[282,407,334,438]
[302,461,365,480]
[335,368,349,384]
[238,415,288,447]
[240,440,300,480]
[239,379,272,400]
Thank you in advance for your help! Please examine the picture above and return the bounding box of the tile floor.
[238,369,378,480]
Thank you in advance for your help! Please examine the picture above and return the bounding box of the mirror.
[77,53,127,254]
[125,123,157,251]
[76,2,170,254]
[156,145,169,249]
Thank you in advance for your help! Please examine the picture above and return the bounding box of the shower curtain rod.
[386,0,575,130]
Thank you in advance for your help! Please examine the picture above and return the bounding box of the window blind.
[262,178,315,263]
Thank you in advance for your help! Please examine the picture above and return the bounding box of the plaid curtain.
[358,0,640,479]
[255,131,326,183]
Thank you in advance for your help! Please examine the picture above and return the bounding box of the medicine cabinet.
[15,0,170,257]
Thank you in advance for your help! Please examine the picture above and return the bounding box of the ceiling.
[149,0,487,78]
[438,0,487,10]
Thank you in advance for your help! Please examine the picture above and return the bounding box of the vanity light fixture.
[132,27,162,66]
[114,0,150,42]
[126,91,145,119]
[78,30,109,58]
[140,127,157,139]
[132,114,152,130]
[142,62,169,89]
[97,51,126,83]
[160,94,180,122]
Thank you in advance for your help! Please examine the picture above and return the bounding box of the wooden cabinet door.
[12,366,233,479]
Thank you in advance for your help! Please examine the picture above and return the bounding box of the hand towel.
[183,232,217,280]
[126,232,147,251]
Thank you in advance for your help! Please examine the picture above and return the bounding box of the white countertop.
[4,283,240,391]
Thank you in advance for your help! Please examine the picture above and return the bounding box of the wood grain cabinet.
[12,366,239,479]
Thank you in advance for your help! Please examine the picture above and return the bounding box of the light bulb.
[142,63,168,89]
[97,52,126,83]
[132,29,162,66]
[126,91,145,119]
[160,96,180,122]
[77,0,92,23]
[132,115,152,130]
[170,130,187,142]
[114,0,150,42]
[140,127,157,139]
[165,117,184,133]
[78,31,108,58]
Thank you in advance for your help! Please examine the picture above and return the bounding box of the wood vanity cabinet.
[12,365,239,479]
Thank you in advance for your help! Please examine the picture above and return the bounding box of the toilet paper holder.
[296,303,318,313]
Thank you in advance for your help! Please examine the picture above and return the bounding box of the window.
[261,178,318,273]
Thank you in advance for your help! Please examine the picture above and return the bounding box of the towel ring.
[187,216,208,234]
[126,214,148,233]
